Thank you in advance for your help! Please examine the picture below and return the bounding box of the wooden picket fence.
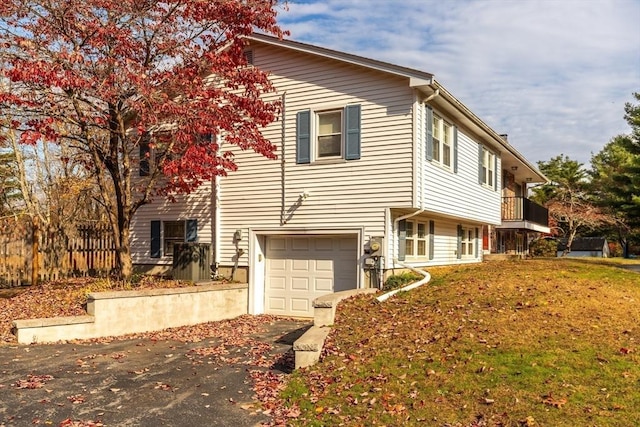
[0,220,118,288]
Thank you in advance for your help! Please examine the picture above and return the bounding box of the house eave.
[424,81,548,184]
[247,34,546,184]
[496,221,550,234]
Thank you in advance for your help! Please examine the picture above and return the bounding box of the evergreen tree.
[590,93,640,256]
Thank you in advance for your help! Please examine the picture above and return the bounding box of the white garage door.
[265,235,358,317]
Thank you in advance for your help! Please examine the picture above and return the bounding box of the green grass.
[281,259,640,426]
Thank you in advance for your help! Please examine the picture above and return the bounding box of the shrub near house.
[529,238,558,257]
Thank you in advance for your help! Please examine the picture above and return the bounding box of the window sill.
[310,158,348,165]
[427,161,453,173]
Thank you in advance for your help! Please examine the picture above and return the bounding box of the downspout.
[212,144,221,277]
[378,90,440,301]
[424,88,439,103]
[280,92,287,225]
[377,266,431,302]
[377,209,429,301]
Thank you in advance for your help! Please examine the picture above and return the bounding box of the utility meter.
[367,237,383,257]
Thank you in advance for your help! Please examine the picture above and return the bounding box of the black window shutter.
[345,104,361,160]
[475,227,479,257]
[140,133,151,177]
[425,105,433,161]
[478,144,483,185]
[494,155,498,191]
[398,219,407,261]
[428,220,435,260]
[186,219,197,242]
[296,110,311,164]
[457,225,463,259]
[453,126,458,173]
[151,220,161,258]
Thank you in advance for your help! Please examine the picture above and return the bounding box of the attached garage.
[264,235,358,317]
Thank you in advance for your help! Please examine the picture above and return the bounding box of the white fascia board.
[429,80,547,182]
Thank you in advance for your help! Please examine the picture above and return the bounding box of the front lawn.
[281,259,640,426]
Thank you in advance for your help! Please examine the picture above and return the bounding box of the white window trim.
[315,108,344,160]
[310,106,347,162]
[405,220,428,259]
[432,114,453,170]
[481,147,496,188]
[460,226,475,258]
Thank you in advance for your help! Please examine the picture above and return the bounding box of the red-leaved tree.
[0,0,284,279]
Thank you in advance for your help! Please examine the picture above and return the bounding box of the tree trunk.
[118,225,133,280]
[31,217,39,286]
[562,223,578,257]
[621,238,629,258]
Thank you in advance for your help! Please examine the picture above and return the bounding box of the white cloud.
[277,0,640,166]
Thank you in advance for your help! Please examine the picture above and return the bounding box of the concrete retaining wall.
[12,283,248,344]
[294,288,378,369]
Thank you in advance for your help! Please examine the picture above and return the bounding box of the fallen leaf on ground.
[13,374,54,389]
[542,394,567,408]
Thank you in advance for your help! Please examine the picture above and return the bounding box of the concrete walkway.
[0,319,309,427]
[621,263,640,273]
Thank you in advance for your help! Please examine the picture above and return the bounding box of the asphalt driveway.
[0,318,309,427]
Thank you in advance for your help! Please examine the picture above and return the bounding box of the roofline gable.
[246,34,547,183]
[247,34,434,84]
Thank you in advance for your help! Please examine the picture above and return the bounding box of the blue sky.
[275,0,640,167]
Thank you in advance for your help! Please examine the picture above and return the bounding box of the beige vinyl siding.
[217,43,416,268]
[130,184,213,264]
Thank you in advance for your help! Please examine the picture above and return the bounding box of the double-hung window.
[296,104,361,163]
[480,146,497,189]
[405,221,427,257]
[432,114,452,167]
[460,227,474,257]
[317,110,342,158]
[163,221,185,257]
[426,105,457,171]
[457,225,479,259]
[399,219,433,260]
[150,219,197,258]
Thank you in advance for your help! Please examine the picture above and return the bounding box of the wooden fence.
[0,220,117,288]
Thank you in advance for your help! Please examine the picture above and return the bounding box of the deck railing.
[501,197,549,227]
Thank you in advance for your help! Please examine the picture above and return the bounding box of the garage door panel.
[315,259,333,272]
[291,277,310,291]
[314,238,333,251]
[267,297,286,311]
[292,238,309,251]
[339,237,356,250]
[270,258,286,271]
[265,235,357,317]
[268,237,287,251]
[315,277,333,292]
[292,259,309,271]
[269,276,286,290]
[290,298,310,314]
